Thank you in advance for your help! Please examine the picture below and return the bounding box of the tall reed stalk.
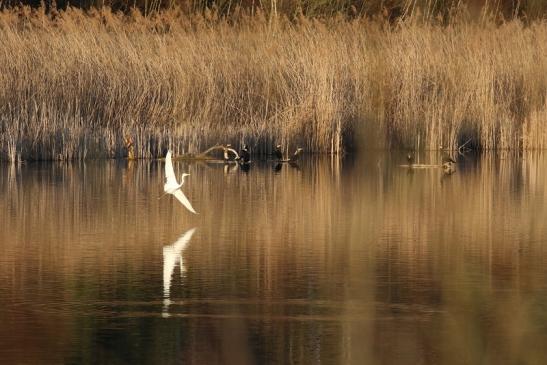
[0,7,546,160]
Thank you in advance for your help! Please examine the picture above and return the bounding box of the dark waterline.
[1,152,547,364]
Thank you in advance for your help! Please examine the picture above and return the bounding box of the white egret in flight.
[164,150,197,214]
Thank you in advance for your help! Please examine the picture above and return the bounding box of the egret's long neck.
[180,174,186,185]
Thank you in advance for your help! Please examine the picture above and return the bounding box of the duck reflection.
[289,161,300,170]
[163,227,196,316]
[239,163,251,173]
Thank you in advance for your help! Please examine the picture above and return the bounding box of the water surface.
[1,152,547,364]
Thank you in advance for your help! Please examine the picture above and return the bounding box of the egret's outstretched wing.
[165,150,177,184]
[172,227,196,253]
[173,189,197,214]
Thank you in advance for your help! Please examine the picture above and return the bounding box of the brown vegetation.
[2,0,547,21]
[0,7,546,160]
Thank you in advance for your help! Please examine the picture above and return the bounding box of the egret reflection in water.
[163,227,197,299]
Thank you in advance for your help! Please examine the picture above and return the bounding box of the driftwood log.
[399,164,442,169]
[400,163,456,174]
[160,144,241,162]
[197,145,240,160]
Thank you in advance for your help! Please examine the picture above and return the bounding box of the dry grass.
[3,0,547,21]
[0,7,546,160]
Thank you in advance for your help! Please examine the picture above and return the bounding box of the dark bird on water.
[273,144,283,160]
[407,153,414,165]
[290,147,304,162]
[239,145,250,164]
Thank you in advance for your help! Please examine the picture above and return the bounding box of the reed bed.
[0,7,546,160]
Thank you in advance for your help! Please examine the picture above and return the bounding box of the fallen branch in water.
[160,144,241,161]
[399,164,443,169]
[458,138,472,155]
[198,144,240,160]
[196,144,225,159]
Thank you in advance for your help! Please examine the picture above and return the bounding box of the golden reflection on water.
[0,152,547,364]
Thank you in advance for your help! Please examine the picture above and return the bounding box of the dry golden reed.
[0,7,546,160]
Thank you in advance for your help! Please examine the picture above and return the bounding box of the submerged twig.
[458,138,472,155]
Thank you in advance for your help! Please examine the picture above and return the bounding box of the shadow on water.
[1,151,547,364]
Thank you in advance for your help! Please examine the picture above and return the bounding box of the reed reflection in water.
[0,152,547,364]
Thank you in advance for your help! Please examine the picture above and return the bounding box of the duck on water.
[239,145,251,164]
[407,152,414,166]
[273,144,283,161]
[271,145,303,163]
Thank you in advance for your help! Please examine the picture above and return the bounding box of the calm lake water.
[1,152,547,364]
